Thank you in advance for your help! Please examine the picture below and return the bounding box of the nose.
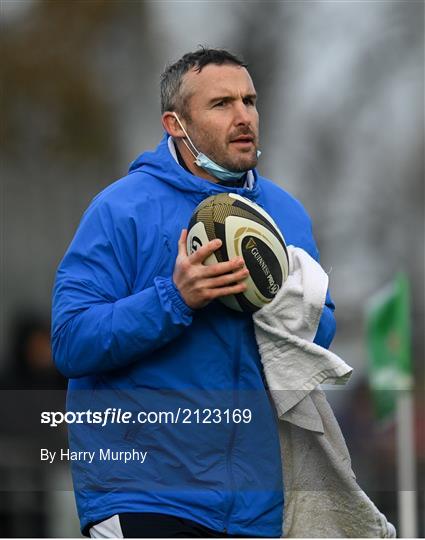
[233,100,252,126]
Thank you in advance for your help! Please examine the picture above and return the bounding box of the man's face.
[180,64,260,172]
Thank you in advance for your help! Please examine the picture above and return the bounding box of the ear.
[161,112,186,138]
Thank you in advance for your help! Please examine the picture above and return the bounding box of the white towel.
[253,246,396,538]
[254,246,352,428]
[277,388,397,538]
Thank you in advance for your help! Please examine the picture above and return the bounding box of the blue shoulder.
[86,171,153,219]
[257,176,311,222]
[257,176,319,260]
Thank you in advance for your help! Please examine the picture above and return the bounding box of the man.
[52,48,336,538]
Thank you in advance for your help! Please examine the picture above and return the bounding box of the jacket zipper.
[223,336,241,532]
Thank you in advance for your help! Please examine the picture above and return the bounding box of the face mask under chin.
[172,112,260,183]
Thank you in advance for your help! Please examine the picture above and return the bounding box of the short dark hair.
[160,47,247,117]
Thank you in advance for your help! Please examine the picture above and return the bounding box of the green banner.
[365,273,412,420]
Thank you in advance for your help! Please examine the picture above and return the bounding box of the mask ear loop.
[172,113,200,162]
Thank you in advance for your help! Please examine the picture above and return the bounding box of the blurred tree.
[1,0,120,162]
[1,0,158,363]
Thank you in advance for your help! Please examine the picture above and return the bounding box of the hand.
[173,229,249,310]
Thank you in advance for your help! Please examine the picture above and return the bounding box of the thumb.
[178,229,188,257]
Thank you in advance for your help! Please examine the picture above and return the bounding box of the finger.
[203,268,249,289]
[177,229,188,257]
[201,257,245,278]
[208,281,248,299]
[189,238,222,264]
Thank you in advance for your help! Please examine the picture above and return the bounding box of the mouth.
[229,136,255,148]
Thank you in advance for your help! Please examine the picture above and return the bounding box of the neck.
[174,139,219,184]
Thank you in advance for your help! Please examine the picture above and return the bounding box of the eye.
[243,97,256,106]
[213,101,225,108]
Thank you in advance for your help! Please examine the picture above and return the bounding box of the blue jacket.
[52,134,336,536]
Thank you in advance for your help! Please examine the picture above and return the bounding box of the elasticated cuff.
[154,276,193,322]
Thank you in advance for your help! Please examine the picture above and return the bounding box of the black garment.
[174,143,192,174]
[118,512,258,538]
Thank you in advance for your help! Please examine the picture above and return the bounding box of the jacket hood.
[129,133,261,203]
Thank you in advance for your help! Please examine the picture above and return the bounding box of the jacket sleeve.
[305,217,336,350]
[313,288,336,349]
[51,195,193,379]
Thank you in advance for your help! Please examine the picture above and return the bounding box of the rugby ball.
[187,193,289,312]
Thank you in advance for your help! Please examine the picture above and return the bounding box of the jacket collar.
[129,133,261,203]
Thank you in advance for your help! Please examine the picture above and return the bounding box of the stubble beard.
[186,121,259,172]
[217,145,258,172]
